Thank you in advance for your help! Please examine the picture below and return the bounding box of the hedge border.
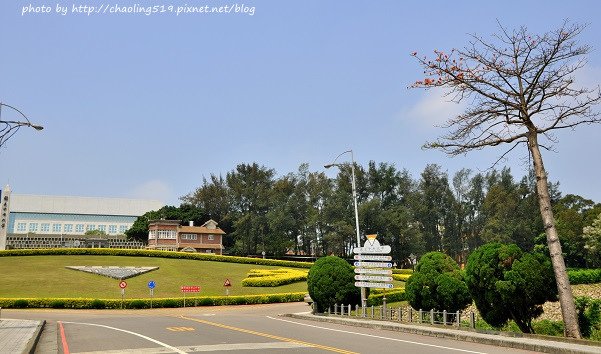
[0,292,306,309]
[0,248,313,268]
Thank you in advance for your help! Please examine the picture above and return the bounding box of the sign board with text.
[355,281,394,289]
[354,235,393,290]
[181,285,201,293]
[354,268,392,275]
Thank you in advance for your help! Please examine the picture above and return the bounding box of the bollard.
[371,305,375,318]
[456,311,460,327]
[356,304,360,317]
[418,309,422,323]
[430,309,434,325]
[398,307,402,322]
[470,312,475,329]
[348,304,352,317]
[443,310,447,325]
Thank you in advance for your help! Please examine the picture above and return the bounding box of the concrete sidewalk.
[0,319,44,354]
[284,312,601,354]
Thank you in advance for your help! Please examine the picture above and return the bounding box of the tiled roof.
[179,226,225,234]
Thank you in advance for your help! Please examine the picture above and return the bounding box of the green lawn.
[0,255,307,298]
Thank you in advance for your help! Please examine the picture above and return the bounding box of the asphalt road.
[4,303,541,354]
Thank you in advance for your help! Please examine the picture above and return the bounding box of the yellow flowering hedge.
[242,268,308,287]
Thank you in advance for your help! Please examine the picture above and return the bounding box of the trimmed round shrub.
[405,252,471,313]
[464,242,558,333]
[307,256,361,313]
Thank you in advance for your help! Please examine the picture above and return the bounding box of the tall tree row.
[170,161,601,271]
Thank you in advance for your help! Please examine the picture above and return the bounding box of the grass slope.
[0,255,307,299]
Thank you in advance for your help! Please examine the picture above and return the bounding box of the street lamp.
[0,103,44,148]
[325,149,367,310]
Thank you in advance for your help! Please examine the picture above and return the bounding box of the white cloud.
[405,88,466,129]
[129,180,172,204]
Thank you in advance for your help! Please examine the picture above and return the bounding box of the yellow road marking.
[166,327,195,332]
[178,315,358,354]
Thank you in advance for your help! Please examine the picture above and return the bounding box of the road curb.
[24,319,45,354]
[283,313,601,354]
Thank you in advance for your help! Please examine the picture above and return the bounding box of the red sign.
[223,279,232,287]
[180,285,201,293]
[119,281,127,289]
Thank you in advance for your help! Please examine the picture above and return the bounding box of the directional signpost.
[353,235,394,288]
[353,234,393,313]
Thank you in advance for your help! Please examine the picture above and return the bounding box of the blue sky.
[1,0,600,205]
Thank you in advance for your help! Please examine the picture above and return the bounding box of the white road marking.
[61,321,186,354]
[266,316,488,354]
[73,342,308,354]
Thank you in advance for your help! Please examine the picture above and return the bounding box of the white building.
[0,185,163,250]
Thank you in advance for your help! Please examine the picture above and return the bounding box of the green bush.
[128,300,147,309]
[533,320,564,336]
[13,299,28,308]
[367,290,406,306]
[465,243,557,334]
[576,296,601,338]
[90,299,105,309]
[307,256,361,313]
[568,269,601,285]
[50,300,65,309]
[405,252,471,313]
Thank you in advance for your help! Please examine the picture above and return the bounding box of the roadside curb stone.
[283,312,601,354]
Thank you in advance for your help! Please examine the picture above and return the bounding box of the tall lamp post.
[0,103,44,148]
[325,149,367,311]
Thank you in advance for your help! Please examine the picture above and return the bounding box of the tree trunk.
[528,133,582,339]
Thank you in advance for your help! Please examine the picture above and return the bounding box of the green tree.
[307,256,361,313]
[405,252,471,312]
[226,163,275,255]
[583,213,601,268]
[414,164,455,253]
[464,243,558,333]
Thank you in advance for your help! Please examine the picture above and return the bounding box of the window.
[17,223,26,232]
[86,225,96,232]
[157,230,176,239]
[76,224,84,233]
[109,225,117,234]
[181,233,197,240]
[98,225,106,232]
[205,249,213,253]
[148,230,156,239]
[41,223,50,232]
[119,225,128,234]
[64,224,73,233]
[52,224,62,233]
[29,223,38,232]
[208,234,215,241]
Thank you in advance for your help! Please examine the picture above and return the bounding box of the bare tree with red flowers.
[410,21,601,338]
